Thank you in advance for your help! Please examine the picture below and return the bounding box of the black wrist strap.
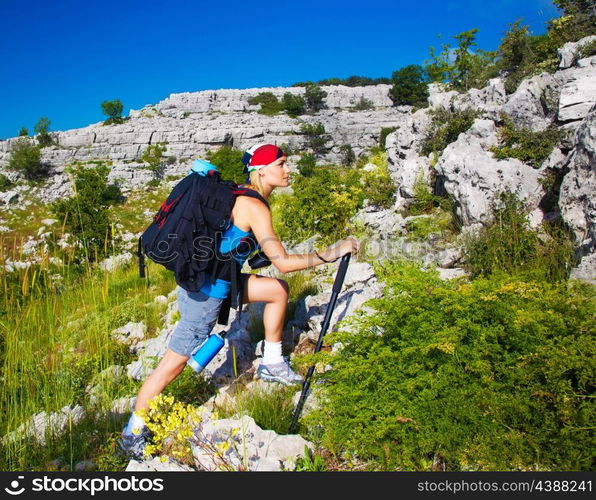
[315,250,338,263]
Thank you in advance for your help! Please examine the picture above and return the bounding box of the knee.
[275,279,289,303]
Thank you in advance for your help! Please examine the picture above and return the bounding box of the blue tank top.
[199,222,254,299]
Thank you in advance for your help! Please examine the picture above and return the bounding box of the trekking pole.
[289,253,351,434]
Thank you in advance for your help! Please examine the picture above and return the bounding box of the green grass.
[217,383,297,435]
[0,237,176,470]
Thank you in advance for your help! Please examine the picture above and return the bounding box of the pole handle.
[332,253,351,293]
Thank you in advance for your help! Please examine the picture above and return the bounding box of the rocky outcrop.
[557,56,596,123]
[0,85,407,198]
[436,119,544,227]
[559,108,596,282]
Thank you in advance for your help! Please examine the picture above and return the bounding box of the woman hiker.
[120,143,360,458]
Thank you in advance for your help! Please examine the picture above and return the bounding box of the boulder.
[191,415,311,471]
[558,35,596,69]
[558,58,596,122]
[559,109,596,281]
[436,121,543,226]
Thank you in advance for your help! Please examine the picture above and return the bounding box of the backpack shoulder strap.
[233,186,270,209]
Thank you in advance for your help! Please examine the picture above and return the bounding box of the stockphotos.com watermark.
[3,475,164,496]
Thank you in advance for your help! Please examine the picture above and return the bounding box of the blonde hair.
[246,169,268,199]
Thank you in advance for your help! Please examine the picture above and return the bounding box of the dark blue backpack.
[137,170,268,324]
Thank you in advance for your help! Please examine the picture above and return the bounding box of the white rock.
[558,35,596,69]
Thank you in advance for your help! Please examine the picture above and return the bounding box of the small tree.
[101,99,124,125]
[300,122,328,156]
[34,117,53,147]
[7,138,45,179]
[18,126,28,136]
[304,83,327,113]
[52,163,121,261]
[140,143,168,180]
[389,65,429,107]
[452,28,479,90]
[282,93,306,117]
[339,145,356,166]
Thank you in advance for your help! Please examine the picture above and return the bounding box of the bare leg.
[134,349,189,412]
[243,274,289,342]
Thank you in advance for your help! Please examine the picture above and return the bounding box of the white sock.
[124,412,146,435]
[262,340,284,364]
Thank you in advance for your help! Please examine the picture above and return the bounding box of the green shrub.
[297,153,316,177]
[304,83,327,113]
[7,138,45,179]
[18,126,28,137]
[0,173,13,191]
[420,108,479,156]
[339,145,356,166]
[379,127,397,148]
[205,146,246,184]
[463,192,575,282]
[52,163,122,260]
[300,122,328,156]
[272,166,363,244]
[248,92,284,116]
[282,93,306,117]
[34,117,53,147]
[389,65,429,107]
[359,151,395,209]
[101,100,124,125]
[406,211,452,241]
[407,171,452,216]
[140,142,167,178]
[490,116,562,168]
[353,96,374,111]
[576,38,596,60]
[308,260,595,470]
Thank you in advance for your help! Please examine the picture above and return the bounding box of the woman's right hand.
[325,236,360,261]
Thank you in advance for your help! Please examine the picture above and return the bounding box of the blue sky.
[0,0,559,139]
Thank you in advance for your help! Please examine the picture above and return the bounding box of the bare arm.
[248,200,358,274]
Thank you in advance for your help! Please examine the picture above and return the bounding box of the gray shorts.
[168,287,224,357]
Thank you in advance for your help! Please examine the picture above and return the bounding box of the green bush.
[304,83,327,113]
[490,116,562,168]
[101,100,124,125]
[205,146,246,184]
[282,93,306,117]
[52,164,122,260]
[353,96,374,111]
[0,173,13,191]
[34,117,53,147]
[359,150,396,209]
[300,122,328,156]
[18,126,28,137]
[339,145,356,166]
[407,170,451,216]
[248,92,284,116]
[307,260,595,470]
[272,166,363,244]
[420,108,479,156]
[463,192,575,282]
[297,153,316,177]
[389,65,429,107]
[140,142,167,180]
[7,138,45,179]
